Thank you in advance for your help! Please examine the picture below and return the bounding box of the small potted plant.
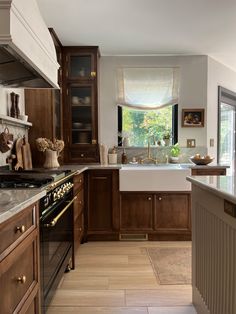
[163,131,171,146]
[170,143,180,163]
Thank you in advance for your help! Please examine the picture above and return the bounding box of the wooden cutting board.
[22,137,32,170]
[14,138,24,170]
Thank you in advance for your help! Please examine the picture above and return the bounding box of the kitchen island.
[187,175,236,314]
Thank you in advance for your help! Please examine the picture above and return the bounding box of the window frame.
[217,86,236,170]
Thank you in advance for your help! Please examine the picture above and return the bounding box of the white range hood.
[0,0,59,88]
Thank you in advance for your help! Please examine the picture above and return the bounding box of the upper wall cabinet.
[62,47,100,163]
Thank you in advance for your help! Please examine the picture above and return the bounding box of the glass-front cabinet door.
[67,53,96,80]
[68,83,96,145]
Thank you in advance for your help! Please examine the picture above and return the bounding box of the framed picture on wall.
[182,109,204,127]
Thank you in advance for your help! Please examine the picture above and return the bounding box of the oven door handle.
[44,195,77,228]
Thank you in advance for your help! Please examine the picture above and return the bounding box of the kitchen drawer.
[69,146,99,163]
[0,229,39,314]
[0,203,37,261]
[74,189,84,220]
[73,173,84,194]
[191,168,226,176]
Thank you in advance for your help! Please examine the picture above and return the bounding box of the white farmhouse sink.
[119,164,191,191]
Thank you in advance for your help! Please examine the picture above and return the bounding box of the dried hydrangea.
[36,138,64,153]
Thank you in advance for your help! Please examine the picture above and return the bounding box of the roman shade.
[117,67,180,110]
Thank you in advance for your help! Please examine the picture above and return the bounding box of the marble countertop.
[60,163,228,172]
[187,175,236,204]
[0,189,46,224]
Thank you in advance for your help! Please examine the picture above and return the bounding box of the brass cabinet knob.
[80,154,84,157]
[16,225,26,233]
[147,197,152,201]
[17,275,26,284]
[79,179,82,183]
[79,227,82,231]
[79,200,82,204]
[91,71,96,77]
[158,197,162,201]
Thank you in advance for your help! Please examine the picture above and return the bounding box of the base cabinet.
[120,193,154,231]
[154,193,191,239]
[86,170,120,240]
[0,203,40,314]
[120,192,191,240]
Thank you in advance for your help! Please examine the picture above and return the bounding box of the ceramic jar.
[43,149,60,168]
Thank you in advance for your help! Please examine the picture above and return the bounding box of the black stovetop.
[0,169,71,189]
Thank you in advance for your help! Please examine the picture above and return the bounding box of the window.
[118,105,178,147]
[218,86,236,174]
[117,67,179,146]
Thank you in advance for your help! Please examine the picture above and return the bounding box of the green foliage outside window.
[122,106,173,146]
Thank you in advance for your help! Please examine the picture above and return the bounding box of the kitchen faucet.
[141,135,158,164]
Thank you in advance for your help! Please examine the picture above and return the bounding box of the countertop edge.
[187,176,236,204]
[0,189,46,225]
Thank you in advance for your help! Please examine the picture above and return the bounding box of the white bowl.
[72,122,83,128]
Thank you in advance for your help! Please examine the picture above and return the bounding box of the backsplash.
[114,146,208,164]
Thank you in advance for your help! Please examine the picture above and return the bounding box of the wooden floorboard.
[48,241,196,314]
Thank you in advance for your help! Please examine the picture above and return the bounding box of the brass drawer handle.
[16,225,26,233]
[158,197,162,201]
[147,197,152,201]
[17,275,26,284]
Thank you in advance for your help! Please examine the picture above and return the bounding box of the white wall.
[0,88,25,116]
[99,55,208,149]
[207,57,236,159]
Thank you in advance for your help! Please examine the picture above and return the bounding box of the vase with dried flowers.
[36,138,64,168]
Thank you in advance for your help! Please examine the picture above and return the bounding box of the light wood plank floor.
[48,241,196,314]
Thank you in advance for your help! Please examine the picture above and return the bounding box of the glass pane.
[70,86,92,144]
[121,106,173,147]
[219,102,235,172]
[70,55,91,78]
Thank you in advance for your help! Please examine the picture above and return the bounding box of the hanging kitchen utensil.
[22,136,32,170]
[0,126,13,153]
[14,137,24,170]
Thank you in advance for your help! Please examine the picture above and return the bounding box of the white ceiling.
[37,0,236,71]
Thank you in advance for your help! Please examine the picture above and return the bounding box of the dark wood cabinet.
[154,193,191,239]
[62,47,100,163]
[86,169,120,240]
[120,193,154,231]
[25,29,63,167]
[0,203,40,314]
[119,192,191,240]
[73,173,84,257]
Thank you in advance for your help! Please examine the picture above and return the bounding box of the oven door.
[40,190,75,310]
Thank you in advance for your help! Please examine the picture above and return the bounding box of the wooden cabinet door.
[191,168,226,176]
[154,193,191,232]
[120,193,154,231]
[87,170,113,231]
[0,229,39,314]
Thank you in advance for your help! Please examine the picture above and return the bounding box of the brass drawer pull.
[17,275,26,284]
[15,225,26,233]
[148,197,152,201]
[158,197,162,201]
